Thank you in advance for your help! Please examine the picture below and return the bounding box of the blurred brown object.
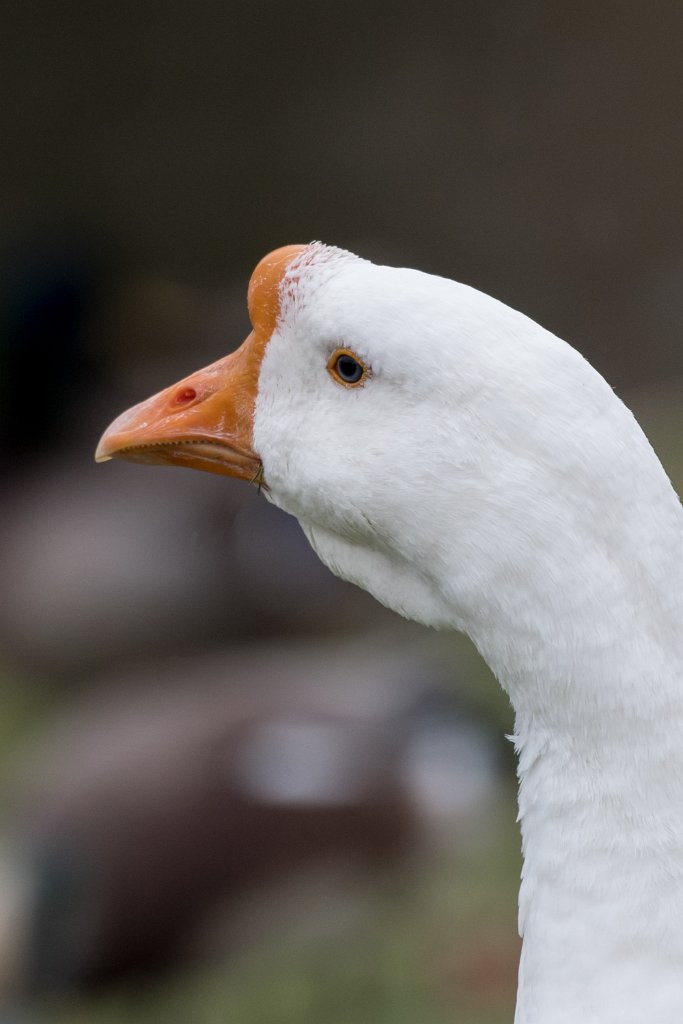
[6,641,497,996]
[438,927,521,1017]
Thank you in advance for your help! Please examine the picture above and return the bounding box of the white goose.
[97,243,683,1024]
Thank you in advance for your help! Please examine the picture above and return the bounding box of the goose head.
[97,242,669,647]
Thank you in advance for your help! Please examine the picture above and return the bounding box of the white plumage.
[99,243,683,1023]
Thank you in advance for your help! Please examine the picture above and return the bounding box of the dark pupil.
[336,355,363,383]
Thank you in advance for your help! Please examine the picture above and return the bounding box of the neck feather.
[467,492,683,1024]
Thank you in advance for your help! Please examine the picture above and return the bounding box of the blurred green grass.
[32,798,521,1024]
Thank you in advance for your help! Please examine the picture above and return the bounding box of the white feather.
[253,244,683,1023]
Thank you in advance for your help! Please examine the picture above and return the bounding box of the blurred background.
[1,2,683,1021]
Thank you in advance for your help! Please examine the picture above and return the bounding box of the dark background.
[4,1,683,387]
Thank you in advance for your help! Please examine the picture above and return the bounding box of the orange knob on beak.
[95,244,306,484]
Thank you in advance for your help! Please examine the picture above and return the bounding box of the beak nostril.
[173,386,197,406]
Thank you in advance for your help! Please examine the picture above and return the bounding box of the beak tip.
[95,436,114,463]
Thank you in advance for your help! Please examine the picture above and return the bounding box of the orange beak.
[95,337,264,482]
[95,244,306,485]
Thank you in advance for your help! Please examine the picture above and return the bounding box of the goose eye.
[327,349,368,388]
